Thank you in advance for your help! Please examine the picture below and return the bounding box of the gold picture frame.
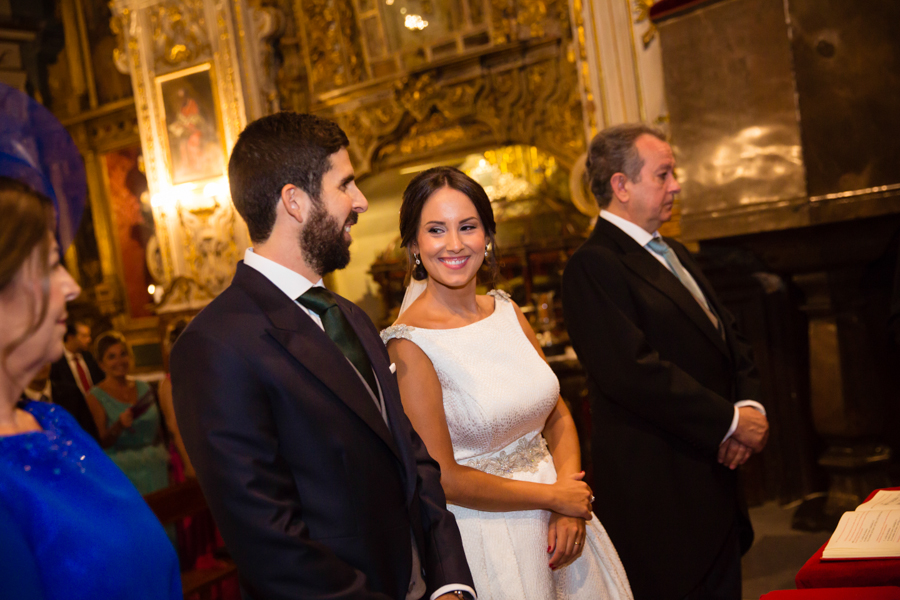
[156,63,226,185]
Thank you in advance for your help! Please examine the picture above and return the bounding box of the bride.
[381,167,633,600]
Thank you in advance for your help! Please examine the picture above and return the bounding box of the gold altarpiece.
[87,0,671,344]
[106,0,282,319]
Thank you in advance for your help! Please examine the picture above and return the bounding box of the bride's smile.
[438,256,470,269]
[411,185,486,289]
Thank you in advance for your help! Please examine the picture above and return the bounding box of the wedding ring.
[574,542,580,545]
[590,495,595,503]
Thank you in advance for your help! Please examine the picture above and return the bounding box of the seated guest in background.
[24,362,100,441]
[0,176,180,599]
[85,331,171,495]
[50,318,105,396]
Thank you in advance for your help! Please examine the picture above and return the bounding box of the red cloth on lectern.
[762,588,900,599]
[795,487,900,589]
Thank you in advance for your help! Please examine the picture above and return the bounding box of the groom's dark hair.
[399,166,499,283]
[228,112,349,243]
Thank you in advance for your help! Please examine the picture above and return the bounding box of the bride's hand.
[547,512,586,570]
[550,471,593,519]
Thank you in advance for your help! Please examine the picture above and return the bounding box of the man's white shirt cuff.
[722,401,767,443]
[431,584,477,600]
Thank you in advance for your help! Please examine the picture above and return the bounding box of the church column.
[567,0,677,229]
[569,0,667,134]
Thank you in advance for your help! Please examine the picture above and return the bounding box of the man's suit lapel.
[234,264,402,462]
[348,306,419,501]
[593,219,730,357]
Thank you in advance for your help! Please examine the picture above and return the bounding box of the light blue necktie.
[645,237,720,331]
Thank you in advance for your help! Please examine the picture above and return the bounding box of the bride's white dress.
[382,290,633,600]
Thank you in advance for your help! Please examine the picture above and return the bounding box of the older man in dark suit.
[171,113,474,600]
[562,124,769,600]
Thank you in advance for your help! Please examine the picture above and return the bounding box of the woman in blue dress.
[85,331,170,495]
[0,177,181,600]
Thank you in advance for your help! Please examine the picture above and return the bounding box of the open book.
[822,490,900,560]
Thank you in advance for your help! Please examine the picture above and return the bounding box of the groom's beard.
[300,199,357,276]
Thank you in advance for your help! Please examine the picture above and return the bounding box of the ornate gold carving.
[213,0,244,149]
[110,3,130,74]
[634,0,657,48]
[491,0,516,43]
[253,5,285,113]
[517,0,547,38]
[434,80,483,121]
[330,38,586,174]
[87,106,140,152]
[535,55,585,158]
[396,74,438,121]
[149,0,212,71]
[301,0,365,92]
[339,100,405,167]
[570,0,597,135]
[155,275,214,313]
[177,200,241,296]
[377,113,492,160]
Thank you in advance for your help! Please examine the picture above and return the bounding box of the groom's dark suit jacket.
[562,218,759,600]
[171,263,473,600]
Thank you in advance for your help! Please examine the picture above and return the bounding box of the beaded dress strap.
[380,323,415,345]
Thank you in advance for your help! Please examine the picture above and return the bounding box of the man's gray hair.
[586,123,666,208]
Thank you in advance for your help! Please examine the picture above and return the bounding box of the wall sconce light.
[150,177,231,213]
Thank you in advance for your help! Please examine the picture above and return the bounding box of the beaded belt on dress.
[459,435,550,478]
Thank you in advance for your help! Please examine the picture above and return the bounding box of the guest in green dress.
[85,331,170,495]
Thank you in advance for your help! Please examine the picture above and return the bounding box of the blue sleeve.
[0,500,45,599]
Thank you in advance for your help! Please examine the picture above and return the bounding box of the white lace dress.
[382,290,633,600]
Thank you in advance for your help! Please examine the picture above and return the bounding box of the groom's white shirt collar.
[244,248,325,327]
[244,247,324,298]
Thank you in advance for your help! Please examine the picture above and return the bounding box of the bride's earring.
[413,252,427,280]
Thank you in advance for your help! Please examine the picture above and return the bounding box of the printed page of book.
[856,490,900,511]
[822,509,900,560]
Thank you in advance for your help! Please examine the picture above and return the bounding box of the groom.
[171,112,475,600]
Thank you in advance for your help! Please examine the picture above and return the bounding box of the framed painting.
[156,63,226,184]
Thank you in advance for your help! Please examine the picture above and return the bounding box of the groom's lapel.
[344,299,419,497]
[234,264,402,461]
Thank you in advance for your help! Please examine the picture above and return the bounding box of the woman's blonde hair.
[0,177,55,366]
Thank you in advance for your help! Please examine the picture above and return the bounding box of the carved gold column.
[570,0,667,131]
[567,0,676,230]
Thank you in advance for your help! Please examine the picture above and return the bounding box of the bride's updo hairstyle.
[399,166,499,283]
